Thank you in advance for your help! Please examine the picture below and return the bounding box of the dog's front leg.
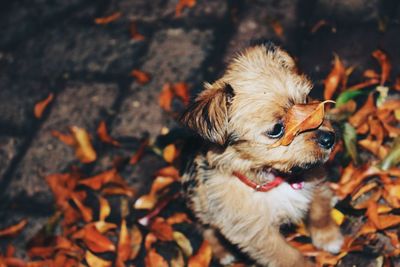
[308,183,344,253]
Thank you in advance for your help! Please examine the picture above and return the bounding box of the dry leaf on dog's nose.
[271,100,334,147]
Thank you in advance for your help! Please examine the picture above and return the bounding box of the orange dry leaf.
[130,225,143,260]
[73,224,115,253]
[358,139,388,159]
[188,240,212,267]
[163,144,178,163]
[166,213,191,225]
[159,84,174,112]
[130,138,149,165]
[51,130,75,146]
[383,183,400,208]
[134,176,175,209]
[271,19,284,37]
[0,219,28,238]
[172,82,190,106]
[85,250,112,267]
[395,75,400,91]
[272,100,334,147]
[94,12,121,25]
[116,220,131,267]
[71,192,93,223]
[175,0,196,17]
[98,196,111,221]
[97,121,120,146]
[155,166,180,180]
[351,182,378,201]
[78,169,127,190]
[70,126,97,163]
[149,217,174,241]
[324,55,345,100]
[92,221,117,234]
[349,94,375,127]
[131,69,151,85]
[372,49,392,85]
[145,249,168,267]
[366,201,381,228]
[130,21,145,41]
[34,93,54,119]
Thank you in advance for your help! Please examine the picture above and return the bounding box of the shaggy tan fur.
[181,44,343,267]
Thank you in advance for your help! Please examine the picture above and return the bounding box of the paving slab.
[0,136,23,180]
[111,28,214,140]
[0,76,54,131]
[223,0,300,63]
[3,82,119,207]
[0,0,95,49]
[313,0,380,25]
[11,22,146,79]
[107,0,228,25]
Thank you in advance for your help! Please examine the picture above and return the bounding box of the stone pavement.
[0,0,399,264]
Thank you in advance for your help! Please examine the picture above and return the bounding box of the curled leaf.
[69,126,97,163]
[94,12,121,25]
[372,49,392,85]
[0,219,28,238]
[131,69,151,85]
[34,93,54,119]
[97,121,120,146]
[324,55,345,100]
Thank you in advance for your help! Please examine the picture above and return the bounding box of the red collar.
[233,171,304,192]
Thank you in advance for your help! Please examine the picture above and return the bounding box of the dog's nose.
[317,130,335,149]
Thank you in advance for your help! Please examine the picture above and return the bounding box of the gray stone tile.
[4,82,119,205]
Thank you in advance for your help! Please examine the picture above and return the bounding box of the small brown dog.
[181,43,343,266]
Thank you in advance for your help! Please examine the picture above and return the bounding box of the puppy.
[180,43,343,267]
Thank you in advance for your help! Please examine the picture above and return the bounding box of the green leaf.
[380,137,400,170]
[335,90,367,108]
[343,122,359,164]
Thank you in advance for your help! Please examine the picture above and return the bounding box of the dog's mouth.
[264,161,322,183]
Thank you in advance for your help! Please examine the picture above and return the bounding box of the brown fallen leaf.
[134,176,175,209]
[159,83,174,112]
[94,12,121,25]
[349,94,375,127]
[175,0,196,17]
[97,121,120,147]
[395,75,400,91]
[272,100,335,147]
[188,240,212,267]
[372,49,392,85]
[145,249,168,267]
[72,224,115,253]
[98,196,111,221]
[173,231,193,257]
[85,250,112,267]
[116,220,131,267]
[163,144,178,163]
[130,138,149,165]
[271,19,284,38]
[172,82,190,106]
[70,126,97,163]
[34,93,54,119]
[131,69,151,85]
[324,55,345,100]
[130,21,145,41]
[71,191,93,223]
[0,219,28,238]
[366,201,381,228]
[149,217,174,241]
[51,130,75,146]
[129,225,143,260]
[78,169,128,190]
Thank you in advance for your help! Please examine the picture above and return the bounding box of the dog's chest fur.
[183,155,316,231]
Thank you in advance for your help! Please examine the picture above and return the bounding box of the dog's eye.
[266,123,284,138]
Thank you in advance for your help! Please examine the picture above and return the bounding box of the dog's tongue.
[290,182,304,190]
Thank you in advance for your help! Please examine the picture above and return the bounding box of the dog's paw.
[311,225,344,254]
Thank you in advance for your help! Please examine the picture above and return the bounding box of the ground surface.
[0,0,400,266]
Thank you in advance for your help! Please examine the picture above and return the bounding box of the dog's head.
[181,43,334,178]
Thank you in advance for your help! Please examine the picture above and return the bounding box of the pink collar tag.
[290,182,304,190]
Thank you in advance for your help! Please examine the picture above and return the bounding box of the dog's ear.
[181,82,234,145]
